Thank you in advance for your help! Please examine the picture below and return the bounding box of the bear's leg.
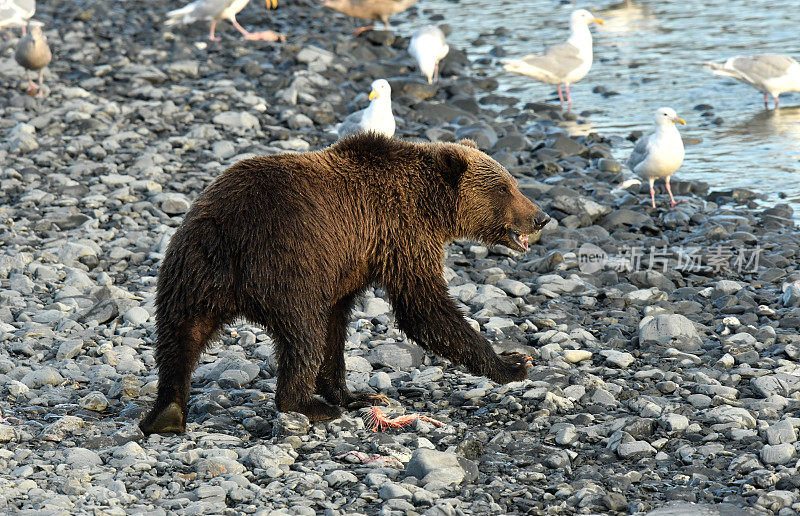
[316,295,387,409]
[140,314,220,435]
[315,296,353,406]
[273,322,343,422]
[387,275,529,384]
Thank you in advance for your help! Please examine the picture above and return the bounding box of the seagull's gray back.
[522,41,583,80]
[337,109,365,138]
[731,54,797,84]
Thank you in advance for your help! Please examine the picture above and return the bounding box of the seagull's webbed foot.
[25,80,40,96]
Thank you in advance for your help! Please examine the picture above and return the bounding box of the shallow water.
[400,0,800,211]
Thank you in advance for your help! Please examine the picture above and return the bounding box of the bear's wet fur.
[139,132,550,434]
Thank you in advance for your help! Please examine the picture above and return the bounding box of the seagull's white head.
[571,9,604,27]
[654,107,686,127]
[368,79,392,102]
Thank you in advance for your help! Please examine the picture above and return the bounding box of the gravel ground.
[1,0,799,515]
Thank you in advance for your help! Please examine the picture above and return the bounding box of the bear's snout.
[503,190,549,253]
[533,212,551,231]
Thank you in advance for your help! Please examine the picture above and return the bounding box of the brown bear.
[139,132,550,435]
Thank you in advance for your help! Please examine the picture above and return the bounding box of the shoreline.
[0,1,799,515]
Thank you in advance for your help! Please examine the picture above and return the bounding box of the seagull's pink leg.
[434,62,439,83]
[774,95,780,110]
[763,93,769,109]
[557,85,564,109]
[36,69,45,98]
[649,178,656,209]
[208,19,221,41]
[566,83,572,111]
[21,25,26,36]
[230,16,252,38]
[665,176,684,208]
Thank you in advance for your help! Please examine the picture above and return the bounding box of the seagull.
[337,79,395,138]
[15,20,50,97]
[627,107,686,209]
[503,9,604,110]
[408,26,449,84]
[703,54,800,110]
[0,0,35,35]
[165,0,282,42]
[322,0,420,36]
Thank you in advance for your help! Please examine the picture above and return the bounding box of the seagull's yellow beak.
[369,90,378,101]
[673,117,686,125]
[266,0,277,9]
[592,17,604,25]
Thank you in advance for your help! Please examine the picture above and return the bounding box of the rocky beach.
[1,0,799,514]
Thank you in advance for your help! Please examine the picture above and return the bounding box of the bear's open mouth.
[509,230,530,252]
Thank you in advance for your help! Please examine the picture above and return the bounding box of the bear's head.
[438,139,550,252]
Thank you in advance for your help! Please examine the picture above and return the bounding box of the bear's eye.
[495,184,511,196]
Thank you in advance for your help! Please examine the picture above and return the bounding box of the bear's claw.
[345,391,391,410]
[139,402,185,435]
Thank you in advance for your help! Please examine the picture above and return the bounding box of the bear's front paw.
[140,402,186,435]
[491,351,532,383]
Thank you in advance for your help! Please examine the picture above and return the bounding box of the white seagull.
[704,54,800,110]
[627,107,686,209]
[503,9,604,110]
[337,79,396,138]
[409,25,449,84]
[165,0,282,42]
[0,0,35,35]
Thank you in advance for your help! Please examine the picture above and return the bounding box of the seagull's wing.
[13,0,35,18]
[504,42,583,82]
[165,0,232,25]
[730,54,797,85]
[0,0,32,28]
[704,54,798,90]
[337,109,365,138]
[0,5,20,28]
[626,133,652,172]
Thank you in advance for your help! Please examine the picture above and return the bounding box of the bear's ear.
[457,139,478,149]
[438,145,469,189]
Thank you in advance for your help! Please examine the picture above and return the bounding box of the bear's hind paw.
[282,398,343,422]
